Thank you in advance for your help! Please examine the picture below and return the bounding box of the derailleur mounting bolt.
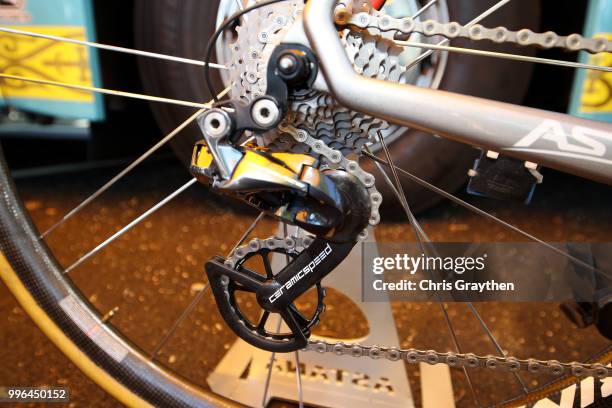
[334,4,351,25]
[279,54,297,74]
[276,49,311,87]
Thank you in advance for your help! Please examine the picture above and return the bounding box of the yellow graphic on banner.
[579,33,612,114]
[0,26,94,102]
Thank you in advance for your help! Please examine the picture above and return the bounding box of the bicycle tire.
[0,143,240,408]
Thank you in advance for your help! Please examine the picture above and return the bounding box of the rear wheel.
[3,1,609,407]
[134,0,540,212]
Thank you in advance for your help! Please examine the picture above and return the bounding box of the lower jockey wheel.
[206,245,326,352]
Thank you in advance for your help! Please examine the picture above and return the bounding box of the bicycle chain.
[224,237,611,379]
[224,234,315,269]
[343,12,612,54]
[222,10,612,381]
[278,123,382,230]
[303,340,611,379]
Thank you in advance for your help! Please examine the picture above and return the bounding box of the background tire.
[134,0,540,213]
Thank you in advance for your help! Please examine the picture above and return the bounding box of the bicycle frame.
[298,0,612,185]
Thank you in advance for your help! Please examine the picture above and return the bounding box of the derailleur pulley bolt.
[296,130,308,142]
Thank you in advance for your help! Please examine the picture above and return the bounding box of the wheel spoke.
[295,350,304,408]
[373,132,484,404]
[150,284,209,360]
[64,178,198,273]
[465,0,511,26]
[411,0,438,19]
[397,41,612,72]
[0,26,227,70]
[439,303,482,407]
[40,86,231,238]
[466,302,529,393]
[362,150,610,279]
[0,73,212,109]
[226,212,265,258]
[371,132,428,243]
[262,316,282,407]
[372,131,524,400]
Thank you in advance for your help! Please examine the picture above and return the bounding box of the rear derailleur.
[190,45,373,352]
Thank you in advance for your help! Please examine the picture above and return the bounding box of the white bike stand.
[208,226,454,407]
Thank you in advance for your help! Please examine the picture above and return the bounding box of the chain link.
[304,340,611,379]
[279,123,382,230]
[225,234,315,269]
[344,12,612,54]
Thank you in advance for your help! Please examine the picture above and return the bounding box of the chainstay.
[342,12,612,54]
[328,2,612,385]
[304,340,611,379]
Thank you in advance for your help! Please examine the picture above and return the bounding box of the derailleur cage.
[206,237,355,352]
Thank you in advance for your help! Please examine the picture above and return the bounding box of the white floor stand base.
[208,226,453,407]
[420,362,455,408]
